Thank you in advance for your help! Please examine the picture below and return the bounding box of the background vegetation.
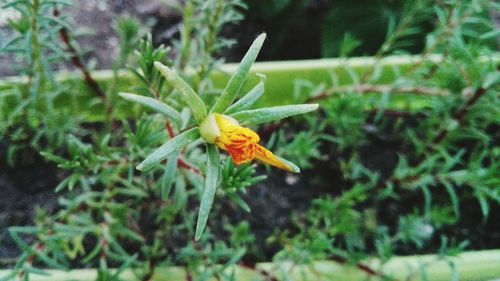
[0,0,499,280]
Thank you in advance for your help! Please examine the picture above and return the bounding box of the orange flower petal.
[210,113,291,172]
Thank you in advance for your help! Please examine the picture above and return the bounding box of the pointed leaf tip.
[153,61,168,72]
[210,33,267,114]
[276,156,300,173]
[195,144,219,240]
[224,82,265,115]
[136,128,200,171]
[118,92,182,126]
[231,103,320,125]
[154,61,207,123]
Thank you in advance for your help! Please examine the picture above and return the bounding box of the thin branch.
[368,109,414,118]
[165,119,176,138]
[53,8,107,100]
[427,87,486,152]
[360,1,426,82]
[405,4,473,76]
[142,257,158,281]
[308,84,450,103]
[17,243,44,279]
[375,86,489,191]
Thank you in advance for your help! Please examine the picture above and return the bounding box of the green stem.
[178,0,194,71]
[1,249,499,281]
[2,55,499,121]
[29,0,45,103]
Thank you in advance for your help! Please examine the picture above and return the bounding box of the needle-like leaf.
[224,81,265,115]
[161,152,179,200]
[155,62,207,124]
[137,128,200,171]
[210,33,266,113]
[119,92,182,126]
[195,144,219,240]
[231,104,319,125]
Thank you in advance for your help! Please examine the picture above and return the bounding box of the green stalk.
[30,0,45,86]
[1,249,499,281]
[26,0,45,107]
[177,0,193,70]
[2,55,499,121]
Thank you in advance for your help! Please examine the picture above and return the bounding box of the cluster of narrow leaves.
[264,1,500,279]
[0,0,77,157]
[120,33,318,240]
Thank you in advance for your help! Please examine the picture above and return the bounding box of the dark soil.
[215,166,342,260]
[0,142,60,263]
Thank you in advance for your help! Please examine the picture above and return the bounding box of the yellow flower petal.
[254,144,293,172]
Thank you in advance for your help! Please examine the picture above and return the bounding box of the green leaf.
[275,156,301,173]
[119,92,182,126]
[161,152,179,200]
[210,33,266,113]
[224,82,265,115]
[174,175,188,210]
[113,253,138,278]
[8,228,68,270]
[195,144,220,241]
[81,243,102,264]
[482,71,500,89]
[154,62,207,123]
[112,186,148,198]
[476,191,490,220]
[420,185,432,218]
[231,104,319,125]
[228,193,251,213]
[443,181,460,218]
[137,128,200,171]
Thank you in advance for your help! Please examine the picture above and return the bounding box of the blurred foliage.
[242,0,499,58]
[321,0,433,57]
[0,0,77,162]
[265,1,500,276]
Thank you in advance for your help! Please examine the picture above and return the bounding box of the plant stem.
[52,8,106,100]
[28,0,45,101]
[178,0,193,71]
[165,120,200,174]
[426,87,486,150]
[308,84,450,102]
[376,85,490,192]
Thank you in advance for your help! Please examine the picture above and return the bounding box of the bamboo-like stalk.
[5,54,499,121]
[0,55,448,122]
[0,249,499,280]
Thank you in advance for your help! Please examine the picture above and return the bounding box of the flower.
[200,113,294,172]
[127,34,315,241]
